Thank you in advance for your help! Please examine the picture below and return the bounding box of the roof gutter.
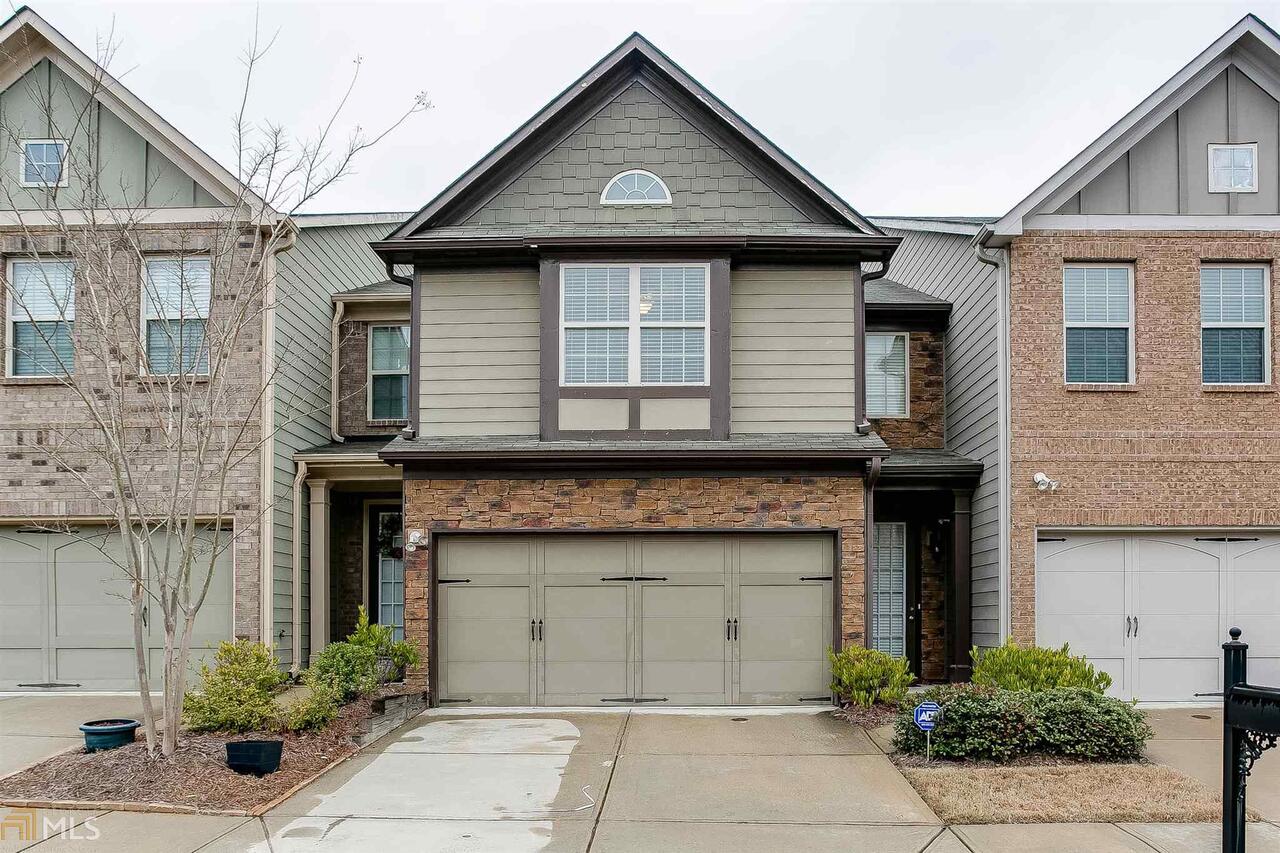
[329,300,345,443]
[855,256,892,435]
[386,260,412,287]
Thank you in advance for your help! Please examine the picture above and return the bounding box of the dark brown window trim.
[539,257,729,440]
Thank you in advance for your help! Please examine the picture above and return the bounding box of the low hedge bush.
[829,646,915,708]
[307,641,379,702]
[281,675,341,732]
[971,638,1112,693]
[892,684,1151,762]
[347,606,420,682]
[183,640,287,733]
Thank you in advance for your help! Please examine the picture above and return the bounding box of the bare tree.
[0,15,427,756]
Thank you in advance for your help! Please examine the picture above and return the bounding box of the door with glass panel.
[370,507,405,640]
[871,522,908,660]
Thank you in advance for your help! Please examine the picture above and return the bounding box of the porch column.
[948,489,973,682]
[309,478,331,662]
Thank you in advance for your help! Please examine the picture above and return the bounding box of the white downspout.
[290,460,308,675]
[260,221,295,649]
[330,301,346,443]
[974,227,1012,642]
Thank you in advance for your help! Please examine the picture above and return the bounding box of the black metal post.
[1224,627,1248,853]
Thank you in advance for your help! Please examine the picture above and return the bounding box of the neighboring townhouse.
[0,7,288,690]
[280,31,987,707]
[978,14,1280,703]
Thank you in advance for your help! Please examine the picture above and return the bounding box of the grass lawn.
[899,761,1232,824]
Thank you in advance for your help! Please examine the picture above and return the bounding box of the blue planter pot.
[79,719,140,752]
[225,739,283,776]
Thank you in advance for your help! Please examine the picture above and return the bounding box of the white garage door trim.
[1036,528,1280,704]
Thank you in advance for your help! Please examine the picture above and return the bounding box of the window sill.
[368,419,409,427]
[1202,384,1275,393]
[1064,383,1138,392]
[2,376,68,387]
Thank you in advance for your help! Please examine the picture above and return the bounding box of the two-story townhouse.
[0,7,311,691]
[977,14,1280,703]
[280,33,984,706]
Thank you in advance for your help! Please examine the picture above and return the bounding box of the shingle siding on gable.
[464,82,811,228]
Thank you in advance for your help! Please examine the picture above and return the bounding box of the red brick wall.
[1008,231,1280,643]
[400,475,867,689]
[870,330,945,449]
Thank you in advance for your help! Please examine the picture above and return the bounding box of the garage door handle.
[599,576,668,582]
[1125,616,1131,637]
[538,620,544,641]
[142,605,148,629]
[439,578,471,584]
[800,576,832,582]
[1132,617,1138,637]
[733,618,738,641]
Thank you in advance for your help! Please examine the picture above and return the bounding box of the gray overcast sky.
[29,1,1280,216]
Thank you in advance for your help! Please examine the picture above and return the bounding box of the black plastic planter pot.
[79,719,140,752]
[225,739,283,776]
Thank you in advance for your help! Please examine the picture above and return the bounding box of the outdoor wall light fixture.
[405,530,423,552]
[1033,472,1060,493]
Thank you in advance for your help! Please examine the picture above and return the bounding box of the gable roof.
[0,6,268,213]
[984,14,1280,243]
[387,32,880,241]
[872,216,995,236]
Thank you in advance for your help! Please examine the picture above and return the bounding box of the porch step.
[353,690,428,747]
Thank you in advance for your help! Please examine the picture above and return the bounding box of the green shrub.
[892,684,1151,762]
[346,606,420,683]
[1029,688,1152,760]
[829,646,915,707]
[971,638,1112,693]
[307,641,378,701]
[183,640,287,733]
[281,675,340,732]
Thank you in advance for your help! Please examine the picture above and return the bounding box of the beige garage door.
[0,526,234,690]
[435,533,834,707]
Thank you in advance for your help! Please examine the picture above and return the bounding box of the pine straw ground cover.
[894,755,1252,825]
[0,697,375,815]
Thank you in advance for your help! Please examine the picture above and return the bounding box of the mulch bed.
[0,696,380,815]
[832,702,899,729]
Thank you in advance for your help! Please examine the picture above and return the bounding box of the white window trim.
[1208,142,1259,194]
[559,262,711,387]
[599,169,672,206]
[1062,263,1136,386]
[18,139,69,188]
[140,255,211,377]
[866,331,910,418]
[6,257,74,378]
[1200,263,1271,386]
[367,323,411,421]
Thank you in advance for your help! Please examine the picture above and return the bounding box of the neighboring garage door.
[0,526,234,690]
[436,533,835,707]
[1037,531,1280,702]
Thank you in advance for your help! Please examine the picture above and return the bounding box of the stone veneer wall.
[869,329,946,449]
[400,475,867,690]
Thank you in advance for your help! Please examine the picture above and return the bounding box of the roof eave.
[379,446,888,470]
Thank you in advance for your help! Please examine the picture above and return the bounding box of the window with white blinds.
[144,257,211,375]
[1063,265,1133,384]
[1201,266,1269,384]
[8,259,75,377]
[866,333,908,417]
[872,522,907,658]
[561,264,708,386]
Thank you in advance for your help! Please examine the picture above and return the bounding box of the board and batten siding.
[877,226,1003,648]
[419,268,540,437]
[271,222,399,665]
[730,266,856,434]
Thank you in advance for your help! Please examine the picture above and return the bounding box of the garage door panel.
[1037,614,1125,658]
[739,660,827,702]
[441,585,529,618]
[55,648,136,685]
[447,662,532,698]
[1137,573,1219,615]
[1038,572,1126,615]
[543,538,627,574]
[737,535,828,574]
[1137,657,1219,703]
[440,538,533,578]
[1136,615,1220,657]
[638,584,729,704]
[641,661,727,698]
[541,585,630,703]
[1230,616,1280,654]
[438,585,533,705]
[0,649,44,683]
[638,537,726,576]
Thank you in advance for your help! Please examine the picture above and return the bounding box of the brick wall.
[0,225,266,640]
[1008,230,1280,642]
[920,527,947,682]
[871,329,945,449]
[400,475,866,690]
[329,492,366,640]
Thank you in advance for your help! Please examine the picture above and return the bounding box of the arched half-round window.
[600,169,672,205]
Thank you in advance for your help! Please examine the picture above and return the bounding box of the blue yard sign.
[913,701,941,732]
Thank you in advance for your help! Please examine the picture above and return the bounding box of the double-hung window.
[1201,266,1269,384]
[8,259,74,377]
[866,333,908,417]
[560,264,708,386]
[1063,265,1133,384]
[144,257,210,375]
[369,324,410,420]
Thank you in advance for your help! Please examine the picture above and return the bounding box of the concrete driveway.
[0,695,152,778]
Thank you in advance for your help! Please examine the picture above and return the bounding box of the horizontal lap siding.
[420,269,540,436]
[879,228,1003,647]
[730,267,856,434]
